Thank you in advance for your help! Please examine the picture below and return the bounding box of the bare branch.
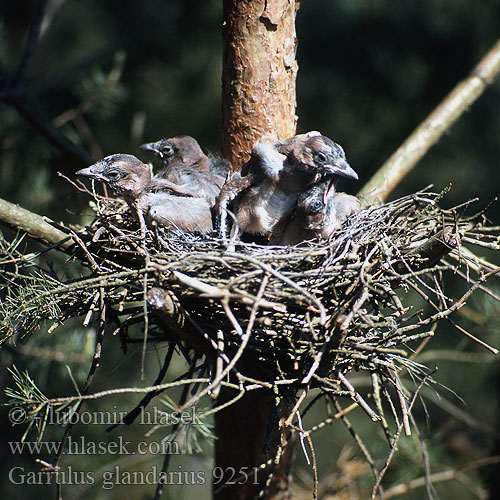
[359,37,500,204]
[14,0,48,87]
[0,196,73,251]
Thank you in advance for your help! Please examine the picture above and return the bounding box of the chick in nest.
[270,177,361,245]
[140,135,230,206]
[218,132,358,243]
[76,154,213,233]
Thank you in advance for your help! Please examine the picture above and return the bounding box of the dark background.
[1,1,499,499]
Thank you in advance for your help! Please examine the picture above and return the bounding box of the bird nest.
[2,186,499,423]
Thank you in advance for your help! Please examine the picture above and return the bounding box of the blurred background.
[1,1,500,499]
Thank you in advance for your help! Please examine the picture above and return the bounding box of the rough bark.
[222,0,298,170]
[218,1,298,498]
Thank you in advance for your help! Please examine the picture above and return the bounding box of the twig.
[225,251,327,323]
[2,94,93,165]
[153,382,191,500]
[106,342,176,431]
[403,273,499,354]
[384,455,500,499]
[54,286,105,500]
[14,0,48,86]
[333,398,382,498]
[371,374,430,499]
[205,274,270,400]
[211,330,226,400]
[388,369,411,436]
[338,372,380,422]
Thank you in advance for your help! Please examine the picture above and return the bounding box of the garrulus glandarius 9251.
[76,154,213,233]
[140,136,230,205]
[270,177,361,245]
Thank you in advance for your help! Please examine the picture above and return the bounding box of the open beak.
[323,176,337,204]
[324,159,358,181]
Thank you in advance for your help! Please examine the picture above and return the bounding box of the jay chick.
[270,177,361,245]
[227,132,358,240]
[76,154,213,233]
[140,136,230,205]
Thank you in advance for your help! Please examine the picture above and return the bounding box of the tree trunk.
[217,1,298,498]
[222,0,298,170]
[214,387,294,500]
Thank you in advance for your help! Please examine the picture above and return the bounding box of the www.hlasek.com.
[9,465,260,489]
[9,435,179,456]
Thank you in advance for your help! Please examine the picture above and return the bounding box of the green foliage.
[4,365,50,442]
[0,265,62,342]
[159,398,215,455]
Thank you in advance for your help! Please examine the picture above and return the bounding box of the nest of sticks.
[2,185,499,434]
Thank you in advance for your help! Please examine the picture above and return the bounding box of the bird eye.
[309,200,323,213]
[106,170,121,181]
[315,152,328,164]
[161,145,174,156]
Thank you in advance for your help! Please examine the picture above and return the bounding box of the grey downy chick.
[140,136,230,205]
[229,132,358,240]
[76,154,213,233]
[270,177,361,245]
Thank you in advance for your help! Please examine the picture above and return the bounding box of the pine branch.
[358,36,500,205]
[0,197,73,251]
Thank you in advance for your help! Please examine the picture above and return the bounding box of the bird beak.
[324,159,359,181]
[140,142,160,156]
[76,165,106,182]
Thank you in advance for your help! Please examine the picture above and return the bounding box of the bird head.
[289,135,358,181]
[296,184,326,230]
[140,136,206,167]
[140,139,177,162]
[76,154,152,199]
[295,176,337,230]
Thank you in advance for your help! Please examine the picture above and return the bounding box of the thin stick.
[153,383,191,500]
[14,0,48,85]
[338,372,380,422]
[211,330,225,400]
[384,455,500,499]
[106,342,176,431]
[371,375,430,499]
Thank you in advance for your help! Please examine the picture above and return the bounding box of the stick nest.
[4,186,498,404]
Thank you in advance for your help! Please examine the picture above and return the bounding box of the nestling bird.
[226,132,358,240]
[270,178,361,245]
[140,136,230,205]
[76,154,213,233]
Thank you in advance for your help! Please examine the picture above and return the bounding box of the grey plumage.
[140,136,230,205]
[76,154,212,233]
[270,177,361,245]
